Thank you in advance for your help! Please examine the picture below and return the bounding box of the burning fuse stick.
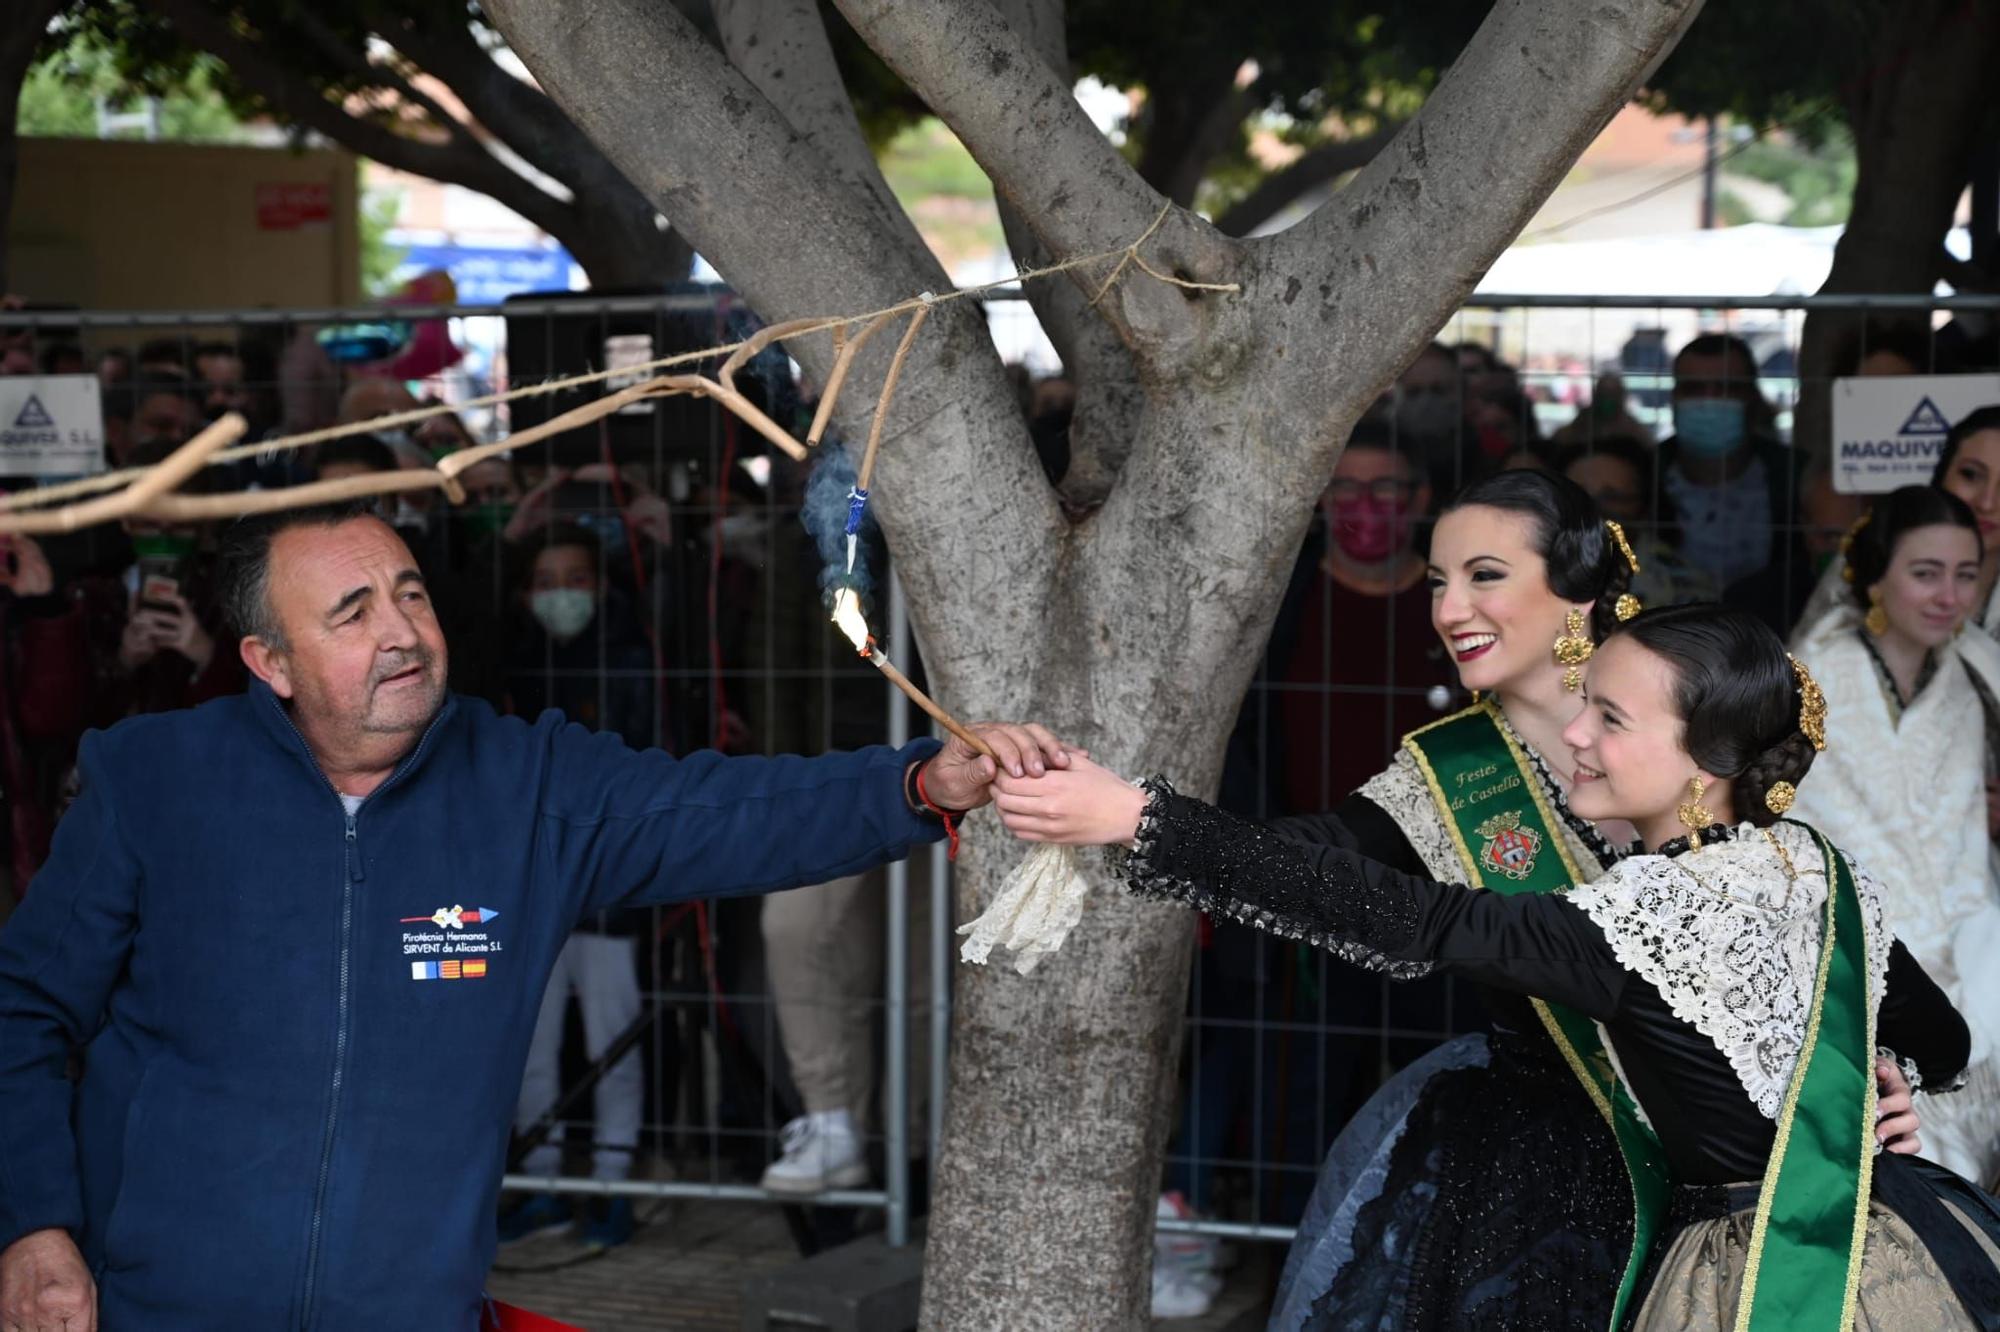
[830,587,994,759]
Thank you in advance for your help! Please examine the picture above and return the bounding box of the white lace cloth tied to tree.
[956,843,1092,976]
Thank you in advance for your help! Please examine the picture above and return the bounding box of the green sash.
[1733,824,1876,1331]
[1402,702,1671,1330]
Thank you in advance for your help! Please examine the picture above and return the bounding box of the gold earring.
[1677,775,1712,839]
[1865,588,1888,637]
[1554,608,1593,692]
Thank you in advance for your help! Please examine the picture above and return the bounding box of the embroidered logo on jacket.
[1475,810,1542,881]
[399,905,499,930]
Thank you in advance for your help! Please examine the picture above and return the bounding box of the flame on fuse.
[831,587,871,654]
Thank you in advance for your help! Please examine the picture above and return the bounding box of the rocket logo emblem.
[399,905,500,930]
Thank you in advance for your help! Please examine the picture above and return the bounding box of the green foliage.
[879,120,995,201]
[358,176,407,297]
[19,24,244,141]
[1726,129,1856,227]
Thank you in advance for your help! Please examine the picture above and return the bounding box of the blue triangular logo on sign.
[1898,396,1952,436]
[11,395,53,429]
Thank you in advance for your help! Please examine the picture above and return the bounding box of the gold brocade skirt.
[1632,1195,2000,1332]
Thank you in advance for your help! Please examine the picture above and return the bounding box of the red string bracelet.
[914,762,962,861]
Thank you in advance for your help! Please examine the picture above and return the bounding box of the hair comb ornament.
[1838,511,1871,583]
[1787,654,1827,751]
[1604,520,1641,574]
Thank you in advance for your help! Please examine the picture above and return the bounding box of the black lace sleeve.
[1268,792,1427,876]
[1122,778,1629,1017]
[1879,940,1971,1093]
[1125,778,1434,978]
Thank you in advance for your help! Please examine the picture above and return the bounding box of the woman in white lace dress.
[1000,603,1995,1331]
[1791,485,2000,1185]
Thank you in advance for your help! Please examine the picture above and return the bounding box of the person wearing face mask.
[503,526,656,750]
[1001,603,1995,1331]
[1657,334,1806,620]
[1389,342,1488,498]
[1261,423,1455,811]
[1790,487,2000,1186]
[496,525,660,1250]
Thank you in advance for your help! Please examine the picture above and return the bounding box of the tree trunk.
[0,0,63,292]
[484,0,1704,1323]
[1793,1,2000,464]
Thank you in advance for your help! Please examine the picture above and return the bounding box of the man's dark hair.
[216,501,384,648]
[105,374,199,426]
[1673,332,1760,381]
[137,337,190,374]
[314,434,399,478]
[193,341,241,365]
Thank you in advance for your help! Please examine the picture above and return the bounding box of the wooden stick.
[807,310,898,448]
[864,646,996,759]
[718,316,826,398]
[857,306,928,493]
[0,414,246,535]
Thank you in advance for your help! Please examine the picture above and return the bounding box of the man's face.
[134,392,199,450]
[196,352,248,418]
[257,518,449,742]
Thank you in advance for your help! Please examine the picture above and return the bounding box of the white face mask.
[530,588,596,641]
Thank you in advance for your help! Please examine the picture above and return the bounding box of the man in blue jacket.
[0,501,1068,1330]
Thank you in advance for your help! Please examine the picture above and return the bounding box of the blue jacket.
[0,682,943,1329]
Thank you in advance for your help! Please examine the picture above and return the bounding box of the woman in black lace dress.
[997,604,1988,1330]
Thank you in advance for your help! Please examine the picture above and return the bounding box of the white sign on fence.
[1831,374,2000,494]
[0,376,106,477]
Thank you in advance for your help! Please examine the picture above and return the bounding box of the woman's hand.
[1876,1056,1922,1155]
[992,754,1147,847]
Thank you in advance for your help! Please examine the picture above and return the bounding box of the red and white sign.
[255,181,332,231]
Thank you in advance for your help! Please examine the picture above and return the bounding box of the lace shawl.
[1567,821,1892,1119]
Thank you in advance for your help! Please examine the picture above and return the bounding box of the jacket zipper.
[281,702,446,1330]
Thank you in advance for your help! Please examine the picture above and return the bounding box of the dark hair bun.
[1442,470,1632,640]
[1735,729,1819,828]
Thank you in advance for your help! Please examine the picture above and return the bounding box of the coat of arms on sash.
[1475,809,1542,880]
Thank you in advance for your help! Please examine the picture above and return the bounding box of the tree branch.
[1266,0,1707,422]
[713,0,911,230]
[829,0,1235,352]
[1213,124,1399,237]
[484,0,1065,679]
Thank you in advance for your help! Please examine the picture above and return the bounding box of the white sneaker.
[1150,1266,1221,1319]
[761,1110,868,1195]
[1153,1191,1222,1276]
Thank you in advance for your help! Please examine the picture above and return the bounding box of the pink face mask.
[1329,494,1414,564]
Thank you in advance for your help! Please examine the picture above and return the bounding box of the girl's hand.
[992,754,1146,847]
[1876,1057,1922,1155]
